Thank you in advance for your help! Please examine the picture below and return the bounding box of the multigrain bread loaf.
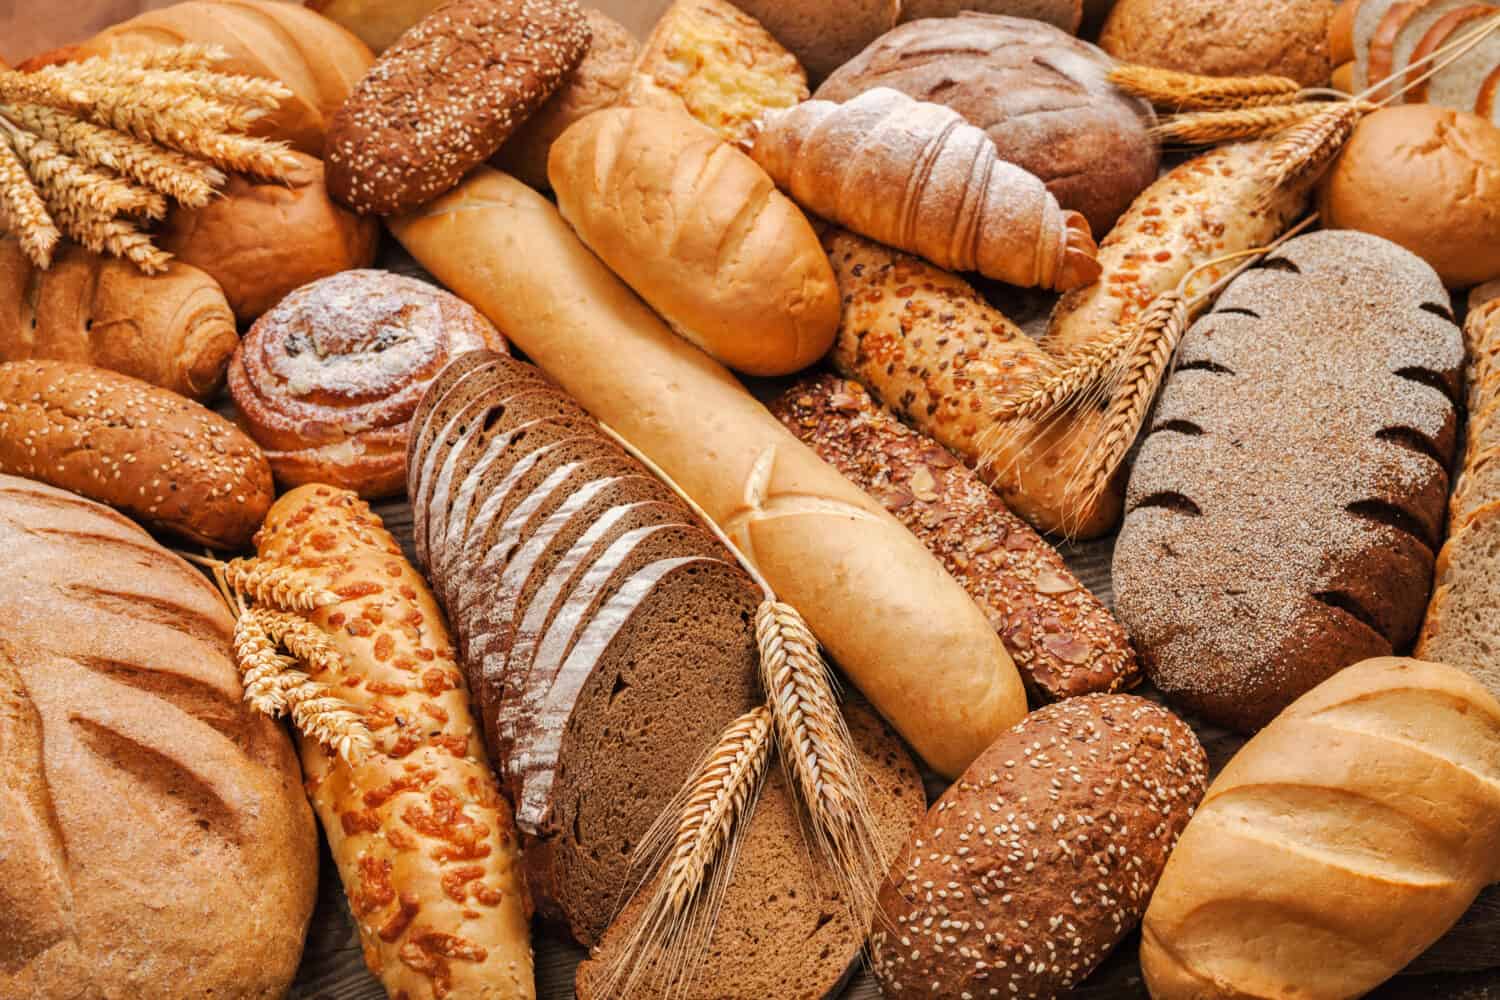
[623,0,808,146]
[872,694,1207,1000]
[770,374,1139,701]
[390,167,1028,779]
[51,0,374,155]
[254,487,535,1000]
[0,475,316,999]
[326,0,591,215]
[1114,231,1463,732]
[493,8,639,190]
[747,88,1100,292]
[575,698,926,1000]
[815,13,1158,234]
[229,270,506,499]
[0,238,237,402]
[1100,0,1336,85]
[548,108,840,376]
[1141,657,1500,1000]
[0,360,274,548]
[823,229,1120,539]
[1418,294,1500,697]
[1318,105,1500,287]
[158,152,380,323]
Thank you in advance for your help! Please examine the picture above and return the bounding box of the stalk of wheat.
[1153,102,1333,145]
[222,557,342,613]
[1259,100,1369,204]
[1109,64,1302,110]
[256,608,348,677]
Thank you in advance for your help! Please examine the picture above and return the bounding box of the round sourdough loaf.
[1099,0,1337,86]
[870,694,1207,1000]
[816,13,1159,234]
[1319,105,1500,287]
[158,152,379,323]
[326,0,591,215]
[0,475,317,999]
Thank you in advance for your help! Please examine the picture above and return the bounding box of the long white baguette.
[388,166,1027,778]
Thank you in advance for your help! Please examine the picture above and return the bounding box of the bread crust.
[726,0,901,81]
[549,108,839,377]
[1100,0,1336,86]
[390,167,1028,778]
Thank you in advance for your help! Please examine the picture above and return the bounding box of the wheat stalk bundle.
[1108,64,1302,110]
[0,45,298,272]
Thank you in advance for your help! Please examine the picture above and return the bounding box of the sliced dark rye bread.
[406,349,498,499]
[574,696,926,994]
[1112,231,1462,732]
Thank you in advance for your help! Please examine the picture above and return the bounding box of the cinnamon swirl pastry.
[228,270,505,498]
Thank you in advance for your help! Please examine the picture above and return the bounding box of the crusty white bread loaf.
[389,166,1028,778]
[0,475,317,999]
[255,486,536,1000]
[0,237,238,402]
[1141,657,1500,999]
[549,108,839,377]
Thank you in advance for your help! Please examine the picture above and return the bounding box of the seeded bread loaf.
[1141,658,1500,999]
[1113,231,1463,732]
[815,13,1158,234]
[0,475,317,999]
[771,374,1139,701]
[0,360,274,548]
[871,694,1207,1000]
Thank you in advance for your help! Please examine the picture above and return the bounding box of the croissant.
[745,87,1100,291]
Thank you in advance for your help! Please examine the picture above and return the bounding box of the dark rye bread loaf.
[771,373,1139,702]
[870,694,1207,1000]
[1113,231,1463,732]
[409,352,931,969]
[814,13,1159,233]
[576,696,927,1000]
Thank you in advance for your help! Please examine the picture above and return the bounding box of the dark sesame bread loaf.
[870,694,1207,1000]
[1113,231,1463,732]
[575,696,926,1000]
[0,360,274,548]
[771,374,1139,702]
[326,0,590,215]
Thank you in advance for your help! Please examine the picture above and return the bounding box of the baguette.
[255,486,535,1000]
[822,228,1119,539]
[0,238,238,402]
[0,360,273,548]
[1140,657,1500,1000]
[548,108,839,376]
[389,166,1027,778]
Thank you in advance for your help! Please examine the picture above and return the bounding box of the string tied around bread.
[591,422,887,999]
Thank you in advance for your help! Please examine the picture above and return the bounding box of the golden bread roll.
[255,486,535,1000]
[159,152,380,323]
[0,238,237,402]
[549,108,839,376]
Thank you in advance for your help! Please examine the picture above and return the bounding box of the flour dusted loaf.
[872,694,1207,1000]
[1113,231,1463,732]
[771,374,1139,701]
[1141,657,1500,999]
[0,475,316,999]
[254,486,535,1000]
[816,13,1158,234]
[0,360,274,548]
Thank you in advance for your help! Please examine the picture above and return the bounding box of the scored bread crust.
[0,476,316,1000]
[255,486,535,1000]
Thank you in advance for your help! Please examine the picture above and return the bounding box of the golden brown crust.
[1100,0,1336,87]
[158,152,380,323]
[0,238,238,403]
[256,485,535,1000]
[0,360,273,548]
[228,270,506,499]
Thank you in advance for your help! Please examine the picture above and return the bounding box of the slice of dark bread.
[1113,230,1463,732]
[573,696,927,992]
[406,350,500,509]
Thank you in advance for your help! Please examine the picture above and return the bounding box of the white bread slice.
[1479,63,1500,118]
[1369,1,1426,97]
[1424,10,1500,110]
[1407,4,1498,101]
[1388,0,1486,98]
[1417,499,1500,700]
[1354,0,1411,88]
[1332,0,1365,64]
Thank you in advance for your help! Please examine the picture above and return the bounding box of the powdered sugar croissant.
[745,88,1100,291]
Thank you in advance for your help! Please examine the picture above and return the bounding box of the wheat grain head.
[224,557,342,613]
[1109,64,1302,110]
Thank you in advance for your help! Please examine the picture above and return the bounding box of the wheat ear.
[233,609,296,717]
[1258,100,1369,205]
[0,127,59,267]
[255,609,348,677]
[756,600,883,926]
[1109,64,1302,110]
[279,668,374,766]
[223,557,342,613]
[595,707,773,1000]
[1152,101,1333,145]
[106,42,229,73]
